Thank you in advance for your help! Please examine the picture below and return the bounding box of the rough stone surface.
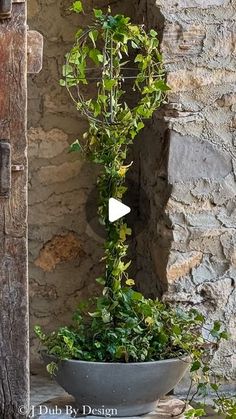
[27,30,44,74]
[34,232,85,272]
[156,0,228,7]
[31,394,190,419]
[162,23,206,57]
[153,0,236,392]
[167,251,203,282]
[167,69,236,92]
[168,131,232,182]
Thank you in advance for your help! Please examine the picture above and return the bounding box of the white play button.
[109,198,131,222]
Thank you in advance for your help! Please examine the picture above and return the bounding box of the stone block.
[168,131,232,183]
[30,281,58,300]
[167,68,236,92]
[32,395,192,418]
[191,256,228,284]
[220,232,236,263]
[156,0,228,8]
[204,23,236,63]
[198,277,234,307]
[191,175,236,205]
[36,161,82,185]
[167,251,203,281]
[162,23,205,56]
[188,236,224,258]
[27,30,44,74]
[28,127,69,159]
[217,92,236,108]
[34,232,85,272]
[217,207,236,228]
[185,212,221,228]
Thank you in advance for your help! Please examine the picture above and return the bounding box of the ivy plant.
[35,2,235,418]
[59,2,169,303]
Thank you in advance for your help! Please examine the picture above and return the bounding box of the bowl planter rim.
[41,350,191,366]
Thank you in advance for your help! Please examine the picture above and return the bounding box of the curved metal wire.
[65,26,164,127]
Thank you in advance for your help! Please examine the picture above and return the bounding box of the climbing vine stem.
[60,2,169,305]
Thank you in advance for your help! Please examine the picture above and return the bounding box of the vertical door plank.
[0,2,28,418]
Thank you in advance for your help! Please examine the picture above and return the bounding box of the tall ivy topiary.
[60,1,169,314]
[35,3,236,416]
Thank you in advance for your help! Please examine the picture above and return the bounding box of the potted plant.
[35,2,235,417]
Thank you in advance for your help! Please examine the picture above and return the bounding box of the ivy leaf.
[116,186,127,198]
[34,325,46,340]
[184,408,206,418]
[172,325,181,336]
[101,308,111,323]
[89,30,98,48]
[145,317,154,326]
[131,291,143,301]
[90,100,101,117]
[150,29,157,37]
[154,79,171,92]
[69,140,82,153]
[134,54,144,63]
[190,360,201,372]
[46,362,58,376]
[96,277,105,285]
[88,311,101,318]
[118,163,132,177]
[93,9,103,18]
[126,279,135,286]
[119,224,132,241]
[103,16,118,30]
[131,41,138,49]
[210,383,219,392]
[210,320,222,339]
[98,94,107,104]
[104,79,116,90]
[75,28,83,39]
[220,331,229,340]
[70,1,84,14]
[89,49,103,65]
[62,63,73,77]
[137,121,144,131]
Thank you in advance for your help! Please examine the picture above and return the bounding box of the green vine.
[35,2,236,417]
[60,2,168,307]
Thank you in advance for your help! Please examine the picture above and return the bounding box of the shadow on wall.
[128,118,172,299]
[127,1,171,298]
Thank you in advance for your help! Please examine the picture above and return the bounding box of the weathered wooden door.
[0,1,42,417]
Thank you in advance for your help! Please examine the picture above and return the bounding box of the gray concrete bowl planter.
[42,352,190,417]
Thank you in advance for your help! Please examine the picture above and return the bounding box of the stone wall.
[151,0,235,389]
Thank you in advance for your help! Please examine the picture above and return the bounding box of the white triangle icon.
[109,198,131,222]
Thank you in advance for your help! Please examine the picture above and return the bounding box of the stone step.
[31,396,191,418]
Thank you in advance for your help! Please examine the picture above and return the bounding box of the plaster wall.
[142,0,236,390]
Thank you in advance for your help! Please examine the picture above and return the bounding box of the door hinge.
[0,0,25,21]
[0,141,11,198]
[0,0,12,19]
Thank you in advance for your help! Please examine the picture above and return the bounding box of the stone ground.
[30,374,222,419]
